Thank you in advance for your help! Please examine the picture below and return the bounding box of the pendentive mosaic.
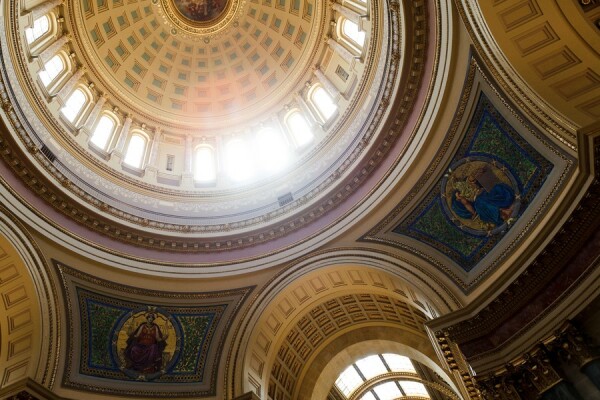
[57,262,254,397]
[393,93,553,271]
[78,287,222,383]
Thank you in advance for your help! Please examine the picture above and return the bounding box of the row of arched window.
[24,4,368,185]
[53,82,337,182]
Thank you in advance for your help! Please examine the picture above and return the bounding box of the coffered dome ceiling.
[1,0,438,268]
[74,0,323,126]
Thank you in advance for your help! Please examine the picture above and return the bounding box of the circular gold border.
[157,0,243,37]
[169,0,232,26]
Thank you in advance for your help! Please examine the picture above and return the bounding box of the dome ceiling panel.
[74,0,319,125]
[0,0,450,268]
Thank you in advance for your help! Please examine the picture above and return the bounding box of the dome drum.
[0,0,435,259]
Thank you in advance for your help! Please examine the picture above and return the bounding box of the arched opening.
[60,88,89,124]
[39,53,66,88]
[309,85,337,122]
[90,114,117,150]
[224,137,255,182]
[25,15,50,44]
[255,126,290,174]
[286,110,313,148]
[194,145,217,183]
[123,133,148,169]
[341,18,365,49]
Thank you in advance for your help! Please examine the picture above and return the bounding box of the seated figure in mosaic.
[451,165,515,229]
[124,312,168,374]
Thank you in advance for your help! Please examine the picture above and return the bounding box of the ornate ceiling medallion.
[172,0,229,23]
[155,0,242,38]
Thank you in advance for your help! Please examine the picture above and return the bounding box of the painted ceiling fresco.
[57,262,254,397]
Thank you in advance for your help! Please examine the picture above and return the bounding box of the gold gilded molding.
[156,0,242,37]
[455,0,578,149]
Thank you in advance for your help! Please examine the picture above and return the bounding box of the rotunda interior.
[0,0,599,399]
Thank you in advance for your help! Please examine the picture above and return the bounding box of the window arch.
[224,137,254,181]
[123,133,148,169]
[359,380,430,400]
[39,53,66,88]
[335,354,417,398]
[25,15,50,45]
[194,145,216,183]
[338,18,366,53]
[255,126,290,173]
[90,114,117,150]
[60,87,90,125]
[285,110,313,148]
[308,85,337,122]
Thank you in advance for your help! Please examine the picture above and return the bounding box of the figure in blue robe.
[452,182,515,227]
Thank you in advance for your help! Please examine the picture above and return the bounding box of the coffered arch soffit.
[229,251,460,399]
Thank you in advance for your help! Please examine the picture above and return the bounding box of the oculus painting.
[172,0,228,23]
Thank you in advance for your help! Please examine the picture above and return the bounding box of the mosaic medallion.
[112,307,181,381]
[441,157,520,236]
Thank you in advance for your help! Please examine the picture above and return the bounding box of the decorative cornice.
[474,322,600,399]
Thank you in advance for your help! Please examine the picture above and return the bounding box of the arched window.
[359,380,430,400]
[335,354,419,398]
[340,18,365,49]
[123,134,147,168]
[194,145,216,183]
[286,111,313,148]
[255,127,290,173]
[39,54,65,87]
[90,115,116,150]
[25,15,50,44]
[60,88,88,123]
[310,86,337,122]
[224,137,254,181]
